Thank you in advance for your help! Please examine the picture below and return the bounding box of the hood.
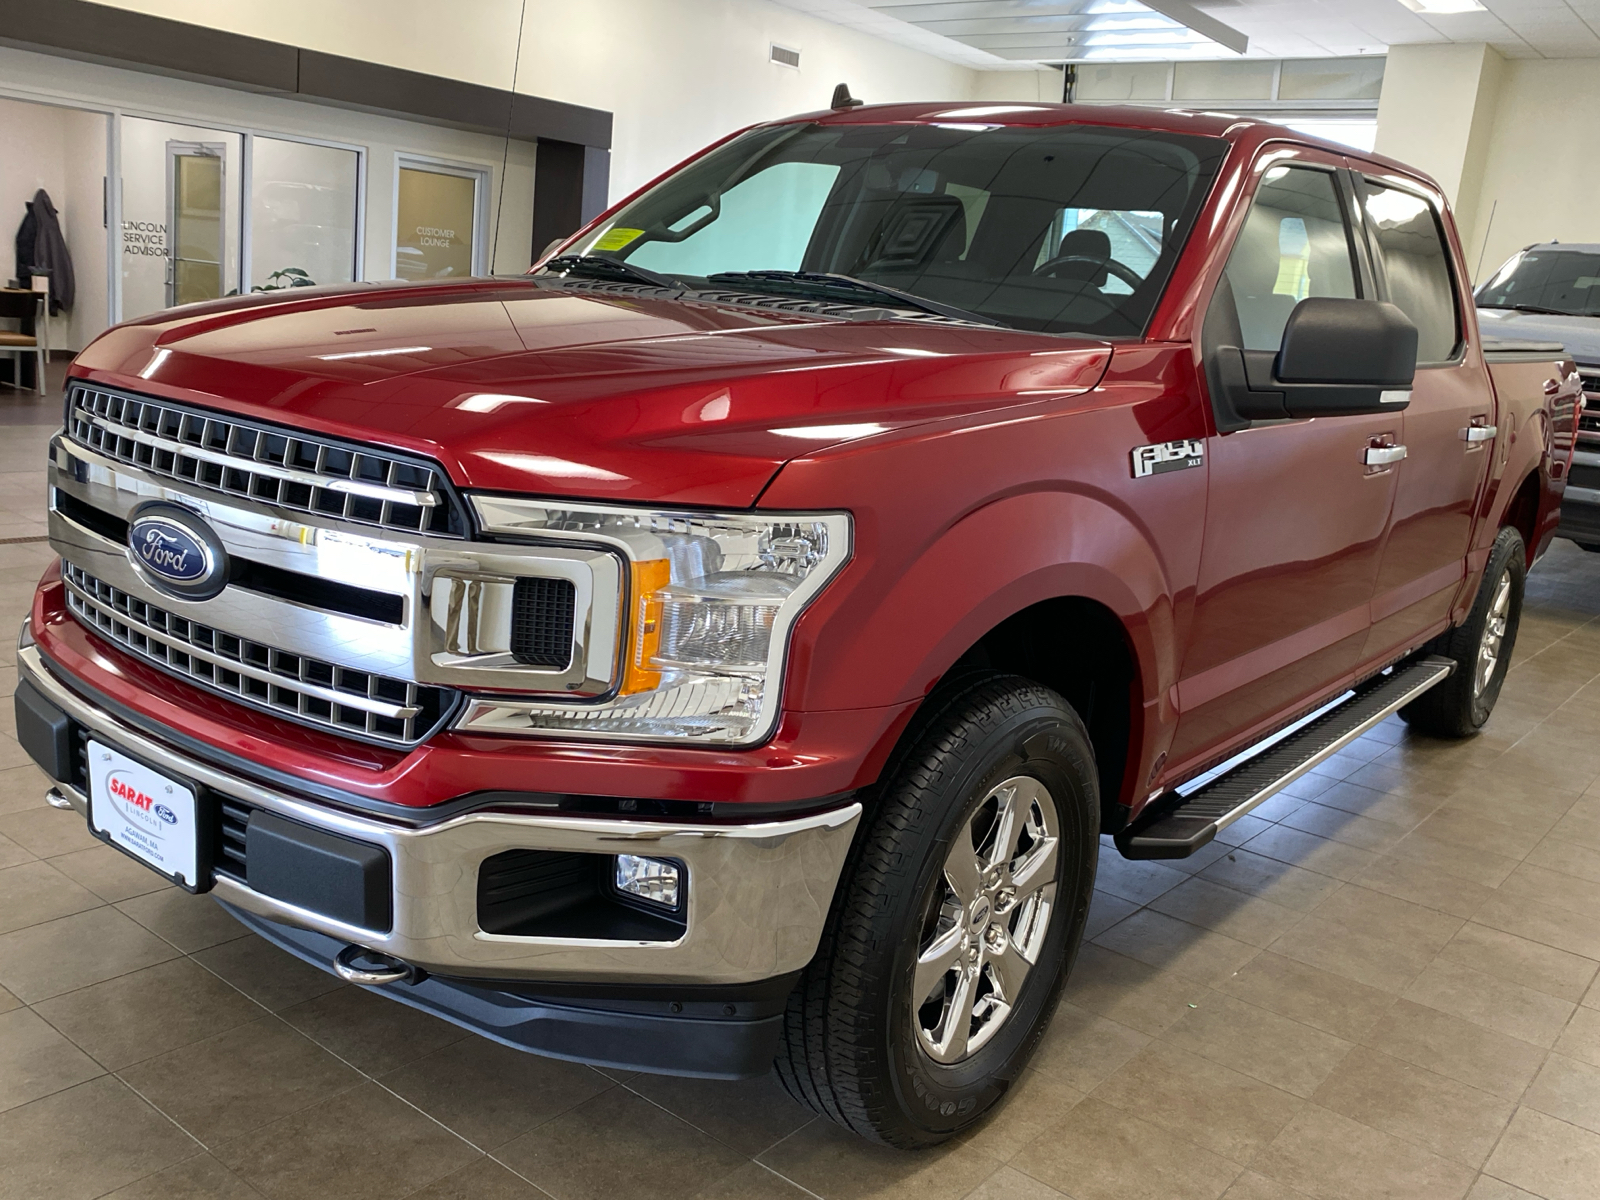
[1477,307,1600,367]
[73,278,1113,508]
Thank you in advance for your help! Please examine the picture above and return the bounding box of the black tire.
[1577,542,1600,554]
[1399,526,1526,737]
[774,672,1098,1148]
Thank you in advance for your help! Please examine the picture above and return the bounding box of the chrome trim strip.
[84,412,437,508]
[21,645,860,984]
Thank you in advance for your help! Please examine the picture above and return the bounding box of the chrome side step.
[1116,656,1455,860]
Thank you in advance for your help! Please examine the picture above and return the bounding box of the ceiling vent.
[770,43,801,69]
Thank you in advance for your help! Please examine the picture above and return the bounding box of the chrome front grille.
[66,384,468,537]
[63,563,456,747]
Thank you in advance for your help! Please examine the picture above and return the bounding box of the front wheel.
[775,673,1098,1148]
[1400,525,1526,737]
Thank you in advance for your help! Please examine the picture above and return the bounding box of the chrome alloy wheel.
[912,775,1060,1064]
[1476,572,1513,698]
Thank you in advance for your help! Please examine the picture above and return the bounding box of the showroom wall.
[1377,42,1600,285]
[78,0,1033,203]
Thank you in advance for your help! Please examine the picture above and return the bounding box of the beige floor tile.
[1197,849,1343,912]
[0,828,33,867]
[1092,909,1262,985]
[1494,862,1600,923]
[0,761,54,815]
[1363,999,1548,1101]
[1523,1053,1600,1135]
[959,1165,1070,1200]
[47,843,172,902]
[0,1075,199,1200]
[1250,1104,1476,1200]
[956,1067,1086,1163]
[217,1082,481,1200]
[409,1156,549,1200]
[491,1086,747,1200]
[192,930,345,1011]
[1525,835,1600,885]
[1160,990,1354,1098]
[98,1153,263,1200]
[0,1005,104,1112]
[1093,1040,1305,1161]
[1310,780,1440,828]
[1222,1170,1319,1198]
[624,1071,817,1159]
[757,1115,1000,1199]
[0,857,102,933]
[0,981,19,1013]
[1281,801,1413,852]
[279,984,465,1075]
[115,888,249,953]
[1383,830,1523,888]
[1312,882,1465,952]
[1556,1005,1600,1068]
[121,1016,363,1145]
[379,1035,614,1150]
[1094,848,1188,905]
[1063,943,1209,1036]
[1403,958,1576,1048]
[0,904,179,1002]
[1083,888,1140,939]
[1484,1107,1600,1200]
[1473,889,1600,963]
[1267,913,1438,994]
[1438,922,1599,1004]
[1463,1176,1543,1200]
[1279,772,1338,803]
[1148,874,1306,948]
[1010,1096,1241,1200]
[1031,1001,1151,1093]
[0,803,100,857]
[1217,951,1398,1042]
[1311,1045,1515,1169]
[33,957,261,1071]
[1241,825,1380,882]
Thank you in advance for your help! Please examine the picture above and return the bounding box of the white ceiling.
[774,0,1600,65]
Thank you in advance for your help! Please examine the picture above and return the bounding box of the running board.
[1116,656,1455,860]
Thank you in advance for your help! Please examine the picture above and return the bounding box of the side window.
[1222,165,1358,352]
[1360,182,1460,364]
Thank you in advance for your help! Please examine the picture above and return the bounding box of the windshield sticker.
[593,227,643,253]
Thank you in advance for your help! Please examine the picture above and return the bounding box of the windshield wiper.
[542,254,683,291]
[706,270,1005,328]
[1478,302,1583,317]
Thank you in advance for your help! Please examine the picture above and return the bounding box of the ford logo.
[127,503,229,600]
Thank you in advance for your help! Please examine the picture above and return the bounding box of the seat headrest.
[1053,228,1111,285]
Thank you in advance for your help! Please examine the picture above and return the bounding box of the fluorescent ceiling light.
[1397,0,1487,13]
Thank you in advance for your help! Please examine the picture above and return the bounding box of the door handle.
[1364,444,1407,466]
[1461,424,1496,444]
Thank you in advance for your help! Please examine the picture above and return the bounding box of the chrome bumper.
[19,643,860,986]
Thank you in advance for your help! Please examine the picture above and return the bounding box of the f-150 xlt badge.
[1131,439,1205,478]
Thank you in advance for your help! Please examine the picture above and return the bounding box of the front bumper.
[17,640,860,988]
[1559,446,1600,545]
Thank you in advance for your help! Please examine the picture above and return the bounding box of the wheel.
[775,672,1098,1148]
[1399,525,1526,737]
[1576,542,1600,554]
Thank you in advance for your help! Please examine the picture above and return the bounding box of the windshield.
[1477,249,1600,317]
[560,121,1229,335]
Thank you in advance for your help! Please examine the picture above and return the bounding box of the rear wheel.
[1400,526,1525,737]
[775,673,1098,1148]
[1576,542,1600,554]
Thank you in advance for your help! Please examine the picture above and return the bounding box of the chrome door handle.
[1461,425,1497,443]
[1364,444,1407,466]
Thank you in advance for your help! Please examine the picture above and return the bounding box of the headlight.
[459,497,851,746]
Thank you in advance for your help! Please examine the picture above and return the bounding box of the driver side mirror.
[1216,297,1418,422]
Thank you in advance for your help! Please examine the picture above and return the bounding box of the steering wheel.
[1031,254,1144,289]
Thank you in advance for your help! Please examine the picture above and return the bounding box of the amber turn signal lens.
[621,558,670,695]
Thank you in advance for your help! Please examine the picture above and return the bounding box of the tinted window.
[566,122,1229,336]
[1221,165,1358,352]
[1476,249,1600,317]
[1362,183,1459,363]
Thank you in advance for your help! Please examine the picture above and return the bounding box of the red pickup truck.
[17,101,1580,1148]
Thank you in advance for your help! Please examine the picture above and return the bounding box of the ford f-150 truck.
[15,100,1581,1148]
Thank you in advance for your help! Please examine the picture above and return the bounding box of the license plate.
[88,741,201,889]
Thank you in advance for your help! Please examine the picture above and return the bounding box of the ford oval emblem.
[126,503,230,601]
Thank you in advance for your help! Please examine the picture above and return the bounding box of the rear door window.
[1360,182,1460,364]
[1221,165,1360,352]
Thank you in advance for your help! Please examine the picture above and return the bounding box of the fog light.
[614,854,682,910]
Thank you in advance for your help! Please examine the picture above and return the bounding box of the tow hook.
[334,944,426,986]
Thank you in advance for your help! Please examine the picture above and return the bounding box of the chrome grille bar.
[66,384,467,537]
[63,563,456,746]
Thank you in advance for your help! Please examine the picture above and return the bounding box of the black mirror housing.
[1215,298,1419,423]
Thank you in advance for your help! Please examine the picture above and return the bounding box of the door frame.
[391,154,490,279]
[164,139,227,307]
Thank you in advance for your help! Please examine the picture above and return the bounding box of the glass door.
[167,141,226,306]
[394,161,483,279]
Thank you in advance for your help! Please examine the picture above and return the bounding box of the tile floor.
[2,391,1600,1199]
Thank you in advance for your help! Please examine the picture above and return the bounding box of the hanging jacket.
[16,190,74,314]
